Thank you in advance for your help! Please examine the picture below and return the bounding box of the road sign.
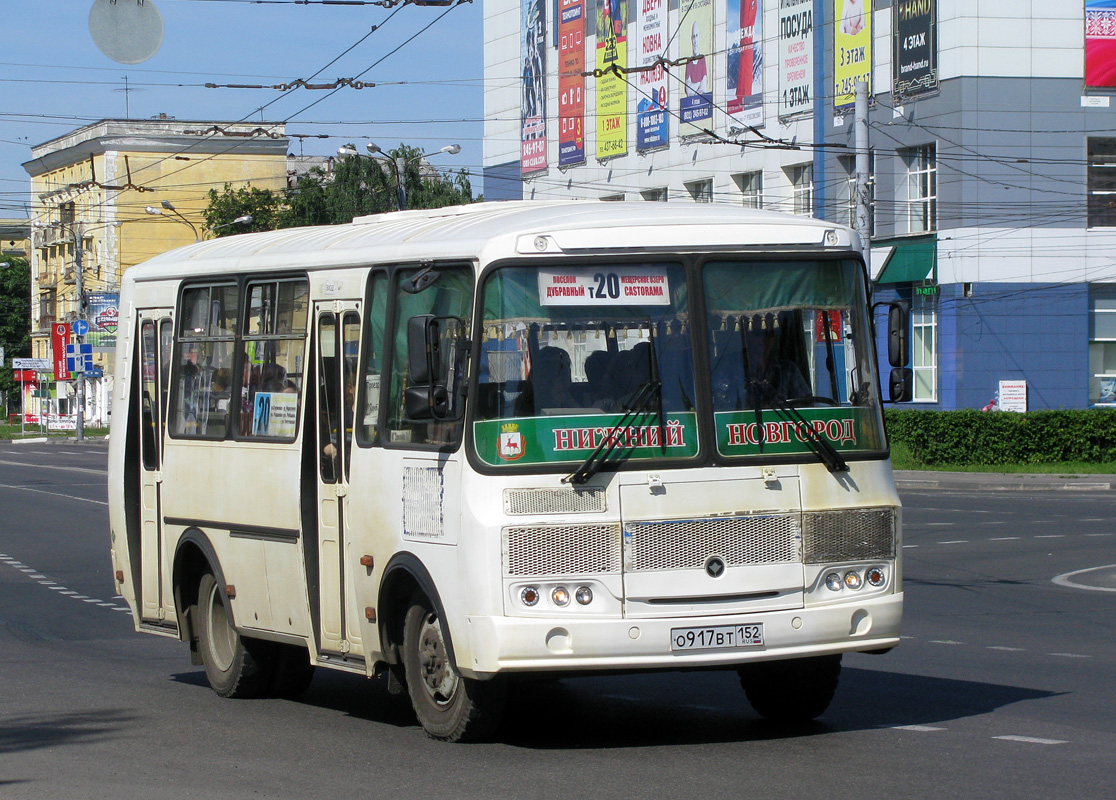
[13,358,51,370]
[72,319,89,337]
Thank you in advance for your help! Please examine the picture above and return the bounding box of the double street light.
[336,142,461,211]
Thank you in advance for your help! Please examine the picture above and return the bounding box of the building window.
[39,289,56,330]
[900,144,936,234]
[911,292,937,402]
[788,164,813,216]
[1089,286,1116,404]
[641,187,669,202]
[1088,139,1116,228]
[600,193,625,201]
[733,171,763,209]
[685,178,713,203]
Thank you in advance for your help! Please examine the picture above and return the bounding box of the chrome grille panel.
[623,514,800,572]
[503,524,621,577]
[802,508,896,563]
[503,487,606,515]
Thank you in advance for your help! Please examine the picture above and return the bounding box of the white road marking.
[0,459,106,475]
[987,646,1025,652]
[1048,652,1091,659]
[902,545,919,549]
[0,482,107,505]
[931,640,964,645]
[939,540,969,545]
[1052,564,1116,593]
[891,725,946,732]
[990,537,1020,541]
[1035,535,1064,539]
[993,736,1067,745]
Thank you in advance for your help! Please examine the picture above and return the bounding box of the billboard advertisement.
[678,0,714,137]
[86,291,120,349]
[893,0,937,99]
[636,0,668,151]
[1086,0,1116,88]
[521,0,548,176]
[727,0,763,130]
[834,0,872,111]
[778,0,813,118]
[595,0,628,161]
[558,0,587,167]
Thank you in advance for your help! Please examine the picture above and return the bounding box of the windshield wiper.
[564,379,661,485]
[767,396,850,473]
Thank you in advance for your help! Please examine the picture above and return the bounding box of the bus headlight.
[844,571,863,590]
[825,572,843,592]
[552,586,571,607]
[521,586,540,607]
[866,566,886,587]
[575,586,593,605]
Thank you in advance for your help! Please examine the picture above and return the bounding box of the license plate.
[670,623,764,651]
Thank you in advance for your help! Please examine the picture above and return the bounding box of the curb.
[895,473,1114,492]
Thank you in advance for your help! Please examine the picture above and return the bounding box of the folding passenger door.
[136,312,173,624]
[313,303,363,655]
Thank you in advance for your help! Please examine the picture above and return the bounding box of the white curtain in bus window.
[174,284,238,437]
[241,278,309,439]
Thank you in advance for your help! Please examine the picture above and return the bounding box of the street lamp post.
[145,200,200,240]
[336,142,461,211]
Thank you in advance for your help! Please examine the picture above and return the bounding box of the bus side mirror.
[405,314,467,421]
[888,303,910,368]
[889,368,913,403]
[408,315,440,386]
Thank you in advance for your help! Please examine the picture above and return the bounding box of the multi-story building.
[22,118,289,425]
[483,0,1116,410]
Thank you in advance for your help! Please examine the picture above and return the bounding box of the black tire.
[738,654,842,723]
[269,643,316,700]
[196,572,273,699]
[401,598,506,742]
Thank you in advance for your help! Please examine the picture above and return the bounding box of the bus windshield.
[703,258,885,459]
[473,262,697,468]
[472,258,884,470]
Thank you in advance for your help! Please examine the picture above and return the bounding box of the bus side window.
[385,265,472,446]
[358,272,387,444]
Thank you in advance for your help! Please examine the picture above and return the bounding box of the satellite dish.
[89,0,164,65]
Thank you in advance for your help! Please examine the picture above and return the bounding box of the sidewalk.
[894,470,1114,492]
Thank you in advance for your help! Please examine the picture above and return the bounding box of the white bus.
[108,201,908,742]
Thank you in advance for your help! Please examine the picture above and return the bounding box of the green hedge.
[884,409,1116,465]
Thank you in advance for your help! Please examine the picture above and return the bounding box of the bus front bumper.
[462,592,903,677]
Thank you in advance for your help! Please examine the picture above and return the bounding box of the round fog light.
[866,567,886,587]
[575,586,593,605]
[552,586,571,606]
[825,572,843,592]
[521,586,540,606]
[844,571,863,590]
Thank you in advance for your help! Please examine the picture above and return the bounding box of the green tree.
[0,256,31,415]
[203,182,284,237]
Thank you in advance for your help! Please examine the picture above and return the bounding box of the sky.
[0,0,486,218]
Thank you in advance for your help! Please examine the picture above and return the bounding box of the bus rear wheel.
[401,598,505,742]
[738,654,842,723]
[197,572,273,698]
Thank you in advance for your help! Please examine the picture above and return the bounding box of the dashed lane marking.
[993,736,1067,745]
[889,725,946,732]
[1049,652,1091,659]
[2,553,128,612]
[988,646,1026,652]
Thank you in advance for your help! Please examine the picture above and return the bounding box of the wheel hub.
[418,614,458,704]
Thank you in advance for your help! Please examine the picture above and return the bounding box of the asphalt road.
[1,443,1114,799]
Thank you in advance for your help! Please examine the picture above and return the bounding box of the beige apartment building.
[22,118,289,425]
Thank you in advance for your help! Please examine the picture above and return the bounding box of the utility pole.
[394,156,408,211]
[72,223,85,443]
[854,81,872,266]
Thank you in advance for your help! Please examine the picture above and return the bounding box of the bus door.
[314,303,363,655]
[137,312,173,623]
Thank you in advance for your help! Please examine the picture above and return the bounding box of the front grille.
[802,508,896,564]
[503,523,622,577]
[503,487,606,515]
[623,514,800,572]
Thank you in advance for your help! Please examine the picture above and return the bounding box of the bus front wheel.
[401,598,505,742]
[738,654,842,723]
[196,572,273,698]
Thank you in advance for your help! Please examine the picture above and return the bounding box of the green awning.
[874,237,936,284]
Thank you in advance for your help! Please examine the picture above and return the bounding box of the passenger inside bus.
[514,345,577,415]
